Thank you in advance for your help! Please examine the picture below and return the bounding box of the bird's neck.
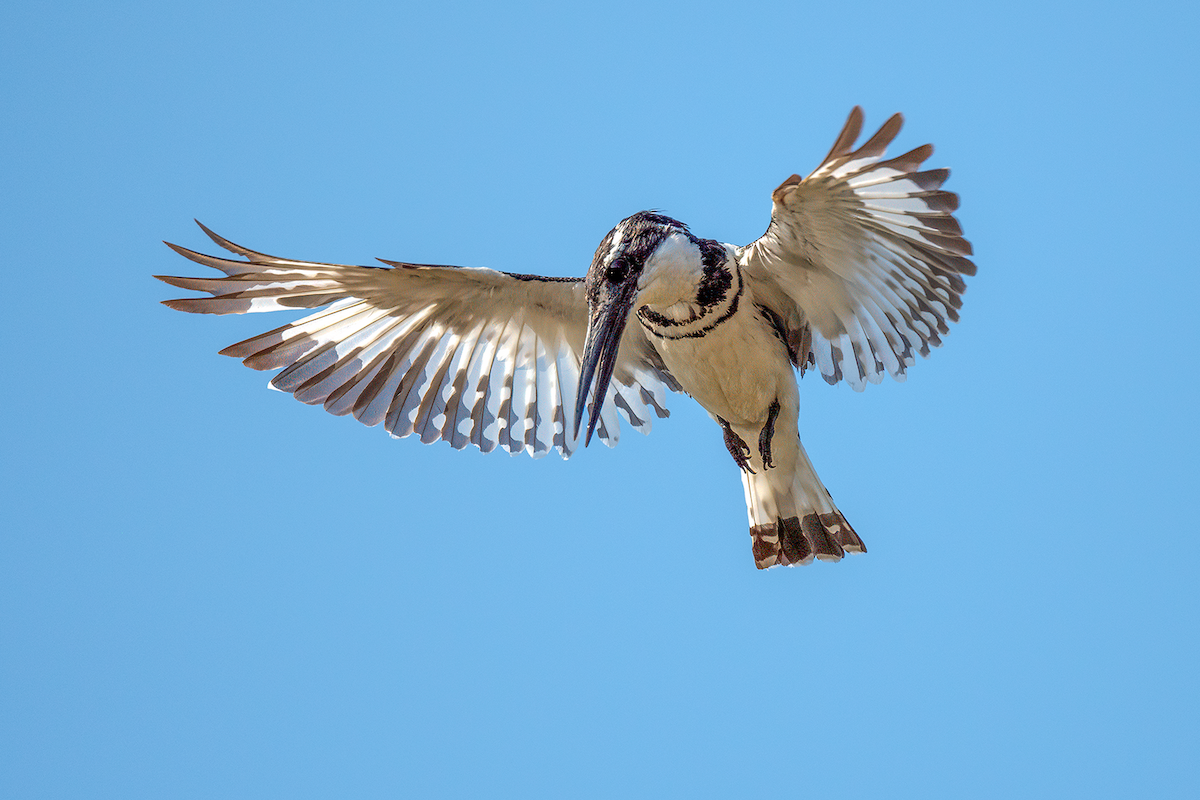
[635,240,744,340]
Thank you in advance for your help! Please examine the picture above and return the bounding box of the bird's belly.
[651,313,793,427]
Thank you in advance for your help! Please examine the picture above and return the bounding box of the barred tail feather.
[743,440,865,569]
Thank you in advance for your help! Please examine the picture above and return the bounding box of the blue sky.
[2,1,1197,797]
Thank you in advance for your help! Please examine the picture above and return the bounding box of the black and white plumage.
[157,107,974,569]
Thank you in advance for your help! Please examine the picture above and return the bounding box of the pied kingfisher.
[157,107,974,569]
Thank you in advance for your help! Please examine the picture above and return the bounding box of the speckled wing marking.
[157,222,676,458]
[740,106,976,390]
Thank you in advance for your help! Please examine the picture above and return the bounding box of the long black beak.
[574,291,634,447]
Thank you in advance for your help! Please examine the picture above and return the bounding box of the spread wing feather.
[740,107,975,390]
[157,222,675,458]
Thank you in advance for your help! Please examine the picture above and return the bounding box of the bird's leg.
[717,415,755,474]
[758,398,781,470]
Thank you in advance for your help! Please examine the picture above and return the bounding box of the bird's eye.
[606,258,629,284]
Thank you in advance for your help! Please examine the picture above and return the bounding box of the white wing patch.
[741,107,975,390]
[158,224,672,458]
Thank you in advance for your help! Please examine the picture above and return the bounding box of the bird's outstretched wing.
[739,106,975,390]
[157,222,676,458]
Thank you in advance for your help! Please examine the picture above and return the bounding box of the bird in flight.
[157,107,974,569]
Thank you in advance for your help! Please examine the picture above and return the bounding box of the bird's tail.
[742,440,866,569]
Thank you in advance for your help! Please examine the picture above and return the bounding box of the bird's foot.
[717,416,754,474]
[758,398,780,470]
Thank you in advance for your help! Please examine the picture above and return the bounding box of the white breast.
[641,281,795,428]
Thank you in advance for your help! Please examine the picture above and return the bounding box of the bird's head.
[574,210,696,445]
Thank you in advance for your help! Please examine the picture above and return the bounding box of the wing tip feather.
[194,219,267,260]
[821,106,865,164]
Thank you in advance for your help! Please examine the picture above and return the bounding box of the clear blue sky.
[3,1,1197,797]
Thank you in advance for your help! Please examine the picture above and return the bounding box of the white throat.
[636,233,706,314]
[634,236,743,337]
